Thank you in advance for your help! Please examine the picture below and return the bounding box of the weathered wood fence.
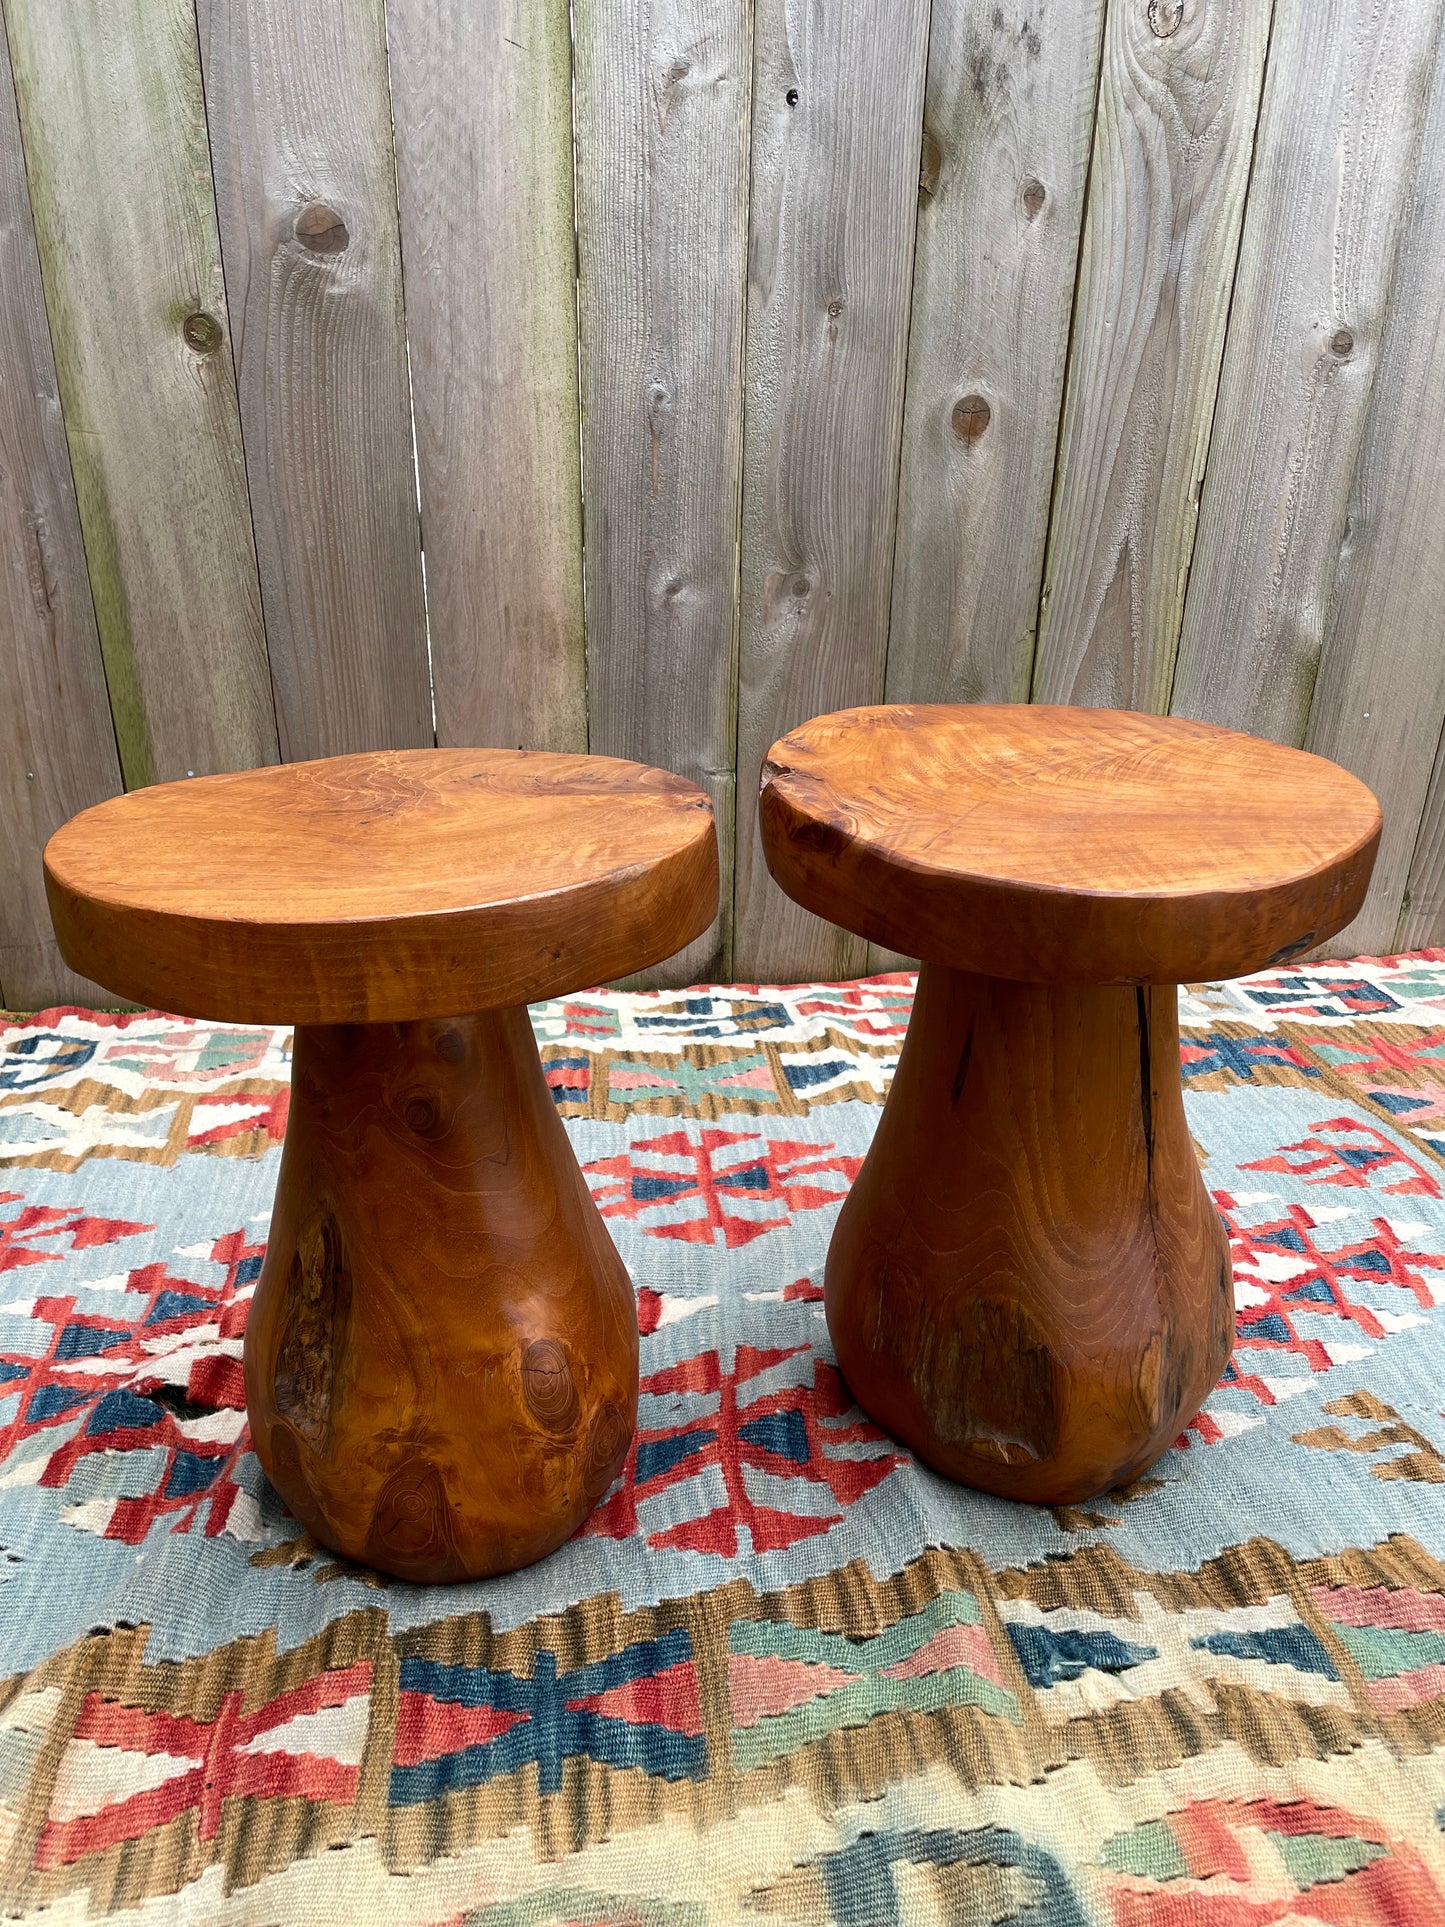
[4,0,1445,1007]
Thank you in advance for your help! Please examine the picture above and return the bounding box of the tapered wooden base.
[826,965,1233,1505]
[244,1012,638,1581]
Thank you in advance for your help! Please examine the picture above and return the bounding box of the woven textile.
[2,960,1445,1921]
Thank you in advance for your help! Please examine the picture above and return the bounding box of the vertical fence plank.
[0,22,121,1008]
[1399,732,1445,951]
[574,0,750,986]
[197,0,431,761]
[1030,0,1270,712]
[732,0,932,982]
[2,0,277,787]
[887,0,1105,714]
[386,0,584,753]
[1169,0,1444,743]
[1304,31,1445,956]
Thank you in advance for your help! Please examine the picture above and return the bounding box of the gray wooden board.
[1170,0,1445,744]
[386,0,585,753]
[1031,0,1270,713]
[732,0,932,982]
[1304,26,1445,957]
[1400,726,1445,951]
[3,0,277,787]
[0,20,121,1007]
[198,0,432,761]
[887,0,1105,715]
[872,0,1106,974]
[574,0,751,985]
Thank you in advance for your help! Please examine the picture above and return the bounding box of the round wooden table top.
[45,749,718,1023]
[759,704,1382,984]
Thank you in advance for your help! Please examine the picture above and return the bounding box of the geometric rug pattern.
[2,957,1445,1919]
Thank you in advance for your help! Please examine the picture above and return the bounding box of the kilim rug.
[1,960,1445,1922]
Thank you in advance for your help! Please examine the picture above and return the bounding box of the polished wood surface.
[245,1010,638,1581]
[760,702,1381,1504]
[760,704,1381,984]
[44,748,718,1023]
[827,965,1231,1504]
[47,746,717,1579]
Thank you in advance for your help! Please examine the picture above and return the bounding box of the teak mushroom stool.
[759,705,1382,1506]
[44,749,718,1581]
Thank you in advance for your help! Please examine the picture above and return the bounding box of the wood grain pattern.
[1030,0,1269,712]
[761,702,1382,1502]
[245,1010,638,1581]
[44,749,719,1024]
[1400,727,1445,951]
[826,964,1233,1503]
[760,705,1381,985]
[385,0,584,754]
[0,22,121,1008]
[1170,0,1444,744]
[573,0,751,985]
[887,0,1105,713]
[197,0,432,761]
[2,0,277,787]
[731,0,931,983]
[1304,28,1445,956]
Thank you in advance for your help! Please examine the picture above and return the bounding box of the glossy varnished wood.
[245,1011,637,1581]
[827,965,1231,1503]
[43,749,718,1023]
[761,705,1381,985]
[761,702,1381,1503]
[46,746,717,1579]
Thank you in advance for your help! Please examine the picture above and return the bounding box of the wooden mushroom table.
[44,750,717,1581]
[759,705,1381,1506]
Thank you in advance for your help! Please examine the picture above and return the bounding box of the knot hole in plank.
[952,394,991,443]
[295,202,350,255]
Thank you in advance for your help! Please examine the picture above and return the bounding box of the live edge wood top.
[45,750,718,1023]
[760,705,1382,985]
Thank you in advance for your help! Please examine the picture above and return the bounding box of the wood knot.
[274,1208,349,1445]
[372,1459,459,1567]
[584,1398,632,1495]
[785,87,799,106]
[1147,0,1184,34]
[1330,327,1354,358]
[952,394,991,442]
[182,312,223,355]
[920,129,943,198]
[521,1338,580,1433]
[296,202,350,254]
[402,1092,442,1136]
[1022,178,1046,219]
[435,1028,467,1066]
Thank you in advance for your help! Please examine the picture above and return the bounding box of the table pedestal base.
[244,1012,638,1581]
[827,965,1232,1505]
